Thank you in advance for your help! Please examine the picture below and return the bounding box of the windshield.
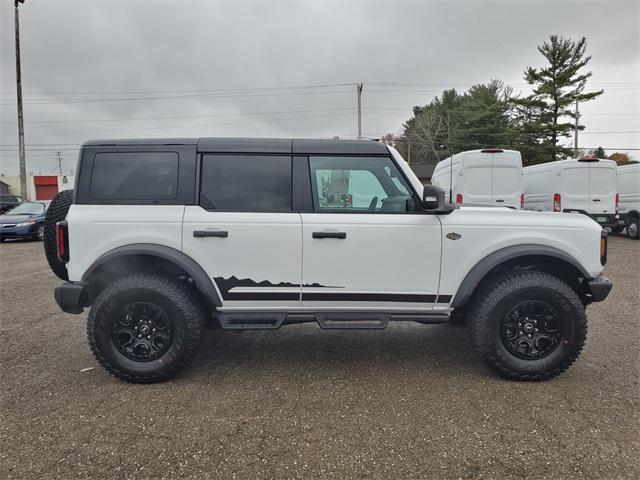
[4,202,46,215]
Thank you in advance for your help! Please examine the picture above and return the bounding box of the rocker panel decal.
[213,276,450,303]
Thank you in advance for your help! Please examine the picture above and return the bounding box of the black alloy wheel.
[501,300,562,360]
[111,302,174,362]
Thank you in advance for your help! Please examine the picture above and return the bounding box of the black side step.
[217,312,286,330]
[315,313,389,330]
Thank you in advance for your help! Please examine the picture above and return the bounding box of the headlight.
[16,221,36,227]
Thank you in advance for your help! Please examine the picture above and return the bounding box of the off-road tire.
[468,270,587,381]
[43,189,74,280]
[626,216,639,239]
[88,274,206,383]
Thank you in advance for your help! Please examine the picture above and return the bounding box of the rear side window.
[200,155,292,212]
[90,152,179,200]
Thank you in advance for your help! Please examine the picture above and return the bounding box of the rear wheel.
[627,216,639,239]
[87,274,206,383]
[468,270,587,381]
[43,189,73,280]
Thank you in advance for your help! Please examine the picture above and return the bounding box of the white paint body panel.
[300,212,442,311]
[66,205,185,281]
[431,150,523,209]
[523,159,617,214]
[617,163,640,216]
[182,207,302,311]
[438,207,605,300]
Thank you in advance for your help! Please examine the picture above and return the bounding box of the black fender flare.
[451,244,590,308]
[82,243,221,307]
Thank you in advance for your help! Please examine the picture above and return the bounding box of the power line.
[0,107,355,125]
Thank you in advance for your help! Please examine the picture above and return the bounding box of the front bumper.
[587,275,612,302]
[0,225,37,239]
[54,282,86,314]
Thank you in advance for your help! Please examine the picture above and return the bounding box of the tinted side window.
[200,155,292,212]
[91,152,179,200]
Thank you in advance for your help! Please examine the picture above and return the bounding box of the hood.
[443,207,602,231]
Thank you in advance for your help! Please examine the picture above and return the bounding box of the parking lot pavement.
[0,237,638,480]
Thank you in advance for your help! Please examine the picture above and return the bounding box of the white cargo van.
[523,158,618,228]
[431,149,523,209]
[614,163,639,239]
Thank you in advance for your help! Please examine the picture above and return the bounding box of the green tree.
[593,146,606,158]
[514,35,603,162]
[399,81,513,165]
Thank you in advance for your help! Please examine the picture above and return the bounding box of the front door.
[182,154,302,311]
[300,155,442,312]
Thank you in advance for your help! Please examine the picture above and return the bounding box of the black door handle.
[593,199,601,202]
[193,230,228,238]
[312,231,346,239]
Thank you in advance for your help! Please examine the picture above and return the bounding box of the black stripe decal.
[301,293,437,303]
[223,292,299,301]
[222,292,452,302]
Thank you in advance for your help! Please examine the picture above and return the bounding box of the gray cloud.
[1,0,638,175]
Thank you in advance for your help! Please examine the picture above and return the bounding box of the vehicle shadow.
[191,322,488,379]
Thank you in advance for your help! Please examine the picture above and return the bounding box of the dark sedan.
[0,201,49,242]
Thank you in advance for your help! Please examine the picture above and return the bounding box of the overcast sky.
[1,0,638,176]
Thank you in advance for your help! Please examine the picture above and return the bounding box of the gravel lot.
[1,236,638,479]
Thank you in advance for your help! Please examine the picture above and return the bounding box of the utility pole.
[56,151,63,175]
[407,141,411,165]
[15,0,27,200]
[356,82,363,139]
[574,99,580,158]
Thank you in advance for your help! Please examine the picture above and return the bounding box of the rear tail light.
[456,193,463,206]
[615,193,619,214]
[600,230,608,265]
[553,193,561,212]
[56,221,69,262]
[520,193,525,209]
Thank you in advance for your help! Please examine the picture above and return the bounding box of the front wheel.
[88,274,207,383]
[468,271,587,381]
[627,217,639,239]
[33,224,44,241]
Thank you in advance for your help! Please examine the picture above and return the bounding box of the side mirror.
[422,185,455,213]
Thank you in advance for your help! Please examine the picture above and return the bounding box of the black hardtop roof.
[83,137,389,155]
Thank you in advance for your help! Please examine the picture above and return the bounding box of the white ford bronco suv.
[45,138,612,383]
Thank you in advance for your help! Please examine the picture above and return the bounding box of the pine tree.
[513,36,603,163]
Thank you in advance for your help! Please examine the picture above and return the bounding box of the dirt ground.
[1,236,638,479]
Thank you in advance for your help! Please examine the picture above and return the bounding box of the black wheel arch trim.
[451,244,591,308]
[81,243,222,307]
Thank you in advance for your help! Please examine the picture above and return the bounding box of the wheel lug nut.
[138,334,142,338]
[534,328,538,332]
[528,334,532,338]
[519,331,524,335]
[147,336,151,339]
[134,326,138,330]
[152,328,156,332]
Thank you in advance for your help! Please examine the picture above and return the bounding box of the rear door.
[560,164,590,212]
[588,162,616,214]
[461,152,492,205]
[182,154,302,311]
[491,153,522,208]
